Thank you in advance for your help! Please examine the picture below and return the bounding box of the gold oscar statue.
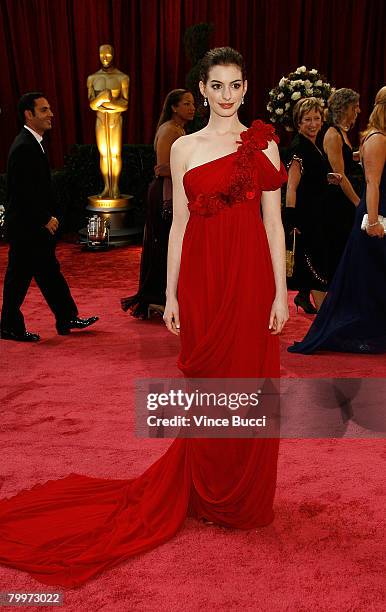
[87,44,130,208]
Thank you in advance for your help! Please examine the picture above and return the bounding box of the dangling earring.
[241,96,245,105]
[203,97,208,107]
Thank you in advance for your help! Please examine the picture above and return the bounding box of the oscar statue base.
[87,195,131,210]
[79,194,142,247]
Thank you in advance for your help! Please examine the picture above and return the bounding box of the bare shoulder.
[170,134,196,170]
[363,131,386,147]
[264,138,278,152]
[362,132,386,158]
[179,127,216,146]
[157,122,176,135]
[171,133,197,154]
[156,124,172,139]
[157,121,185,140]
[324,126,341,144]
[261,139,280,170]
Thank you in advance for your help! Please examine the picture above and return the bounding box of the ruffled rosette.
[188,120,286,216]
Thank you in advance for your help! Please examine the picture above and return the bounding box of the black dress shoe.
[56,316,99,335]
[1,330,40,342]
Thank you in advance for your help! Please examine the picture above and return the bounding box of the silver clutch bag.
[361,214,386,232]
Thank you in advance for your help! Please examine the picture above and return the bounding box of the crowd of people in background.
[289,85,386,354]
[285,88,361,313]
[1,73,385,356]
[121,80,385,357]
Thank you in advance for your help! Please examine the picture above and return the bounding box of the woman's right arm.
[362,133,386,238]
[285,160,301,209]
[164,138,191,335]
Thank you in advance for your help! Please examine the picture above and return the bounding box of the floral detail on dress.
[239,119,279,151]
[188,192,231,216]
[188,120,281,216]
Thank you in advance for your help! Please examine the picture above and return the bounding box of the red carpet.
[0,242,385,611]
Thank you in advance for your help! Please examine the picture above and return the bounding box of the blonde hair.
[360,86,386,142]
[293,97,324,129]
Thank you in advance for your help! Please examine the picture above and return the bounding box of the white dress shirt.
[24,125,45,153]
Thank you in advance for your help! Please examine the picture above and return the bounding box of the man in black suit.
[1,92,98,341]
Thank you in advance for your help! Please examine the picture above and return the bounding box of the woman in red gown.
[0,48,288,588]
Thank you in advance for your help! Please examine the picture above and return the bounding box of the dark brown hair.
[18,92,45,124]
[156,89,191,131]
[199,47,246,83]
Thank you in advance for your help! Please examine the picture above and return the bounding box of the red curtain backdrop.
[0,0,385,170]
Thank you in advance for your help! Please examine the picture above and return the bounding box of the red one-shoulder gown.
[0,121,287,587]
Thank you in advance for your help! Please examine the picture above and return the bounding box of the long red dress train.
[0,121,287,588]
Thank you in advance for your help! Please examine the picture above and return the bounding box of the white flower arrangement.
[267,66,335,130]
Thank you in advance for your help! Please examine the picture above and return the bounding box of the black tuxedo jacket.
[5,127,55,239]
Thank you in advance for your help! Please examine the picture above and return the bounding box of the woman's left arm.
[261,141,289,335]
[362,133,386,238]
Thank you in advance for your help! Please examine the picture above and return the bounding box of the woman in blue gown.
[289,86,386,354]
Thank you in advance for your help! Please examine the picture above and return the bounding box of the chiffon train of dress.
[0,121,286,588]
[289,161,386,354]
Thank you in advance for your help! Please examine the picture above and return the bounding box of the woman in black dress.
[285,98,333,312]
[121,89,195,318]
[289,87,386,354]
[323,88,361,278]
